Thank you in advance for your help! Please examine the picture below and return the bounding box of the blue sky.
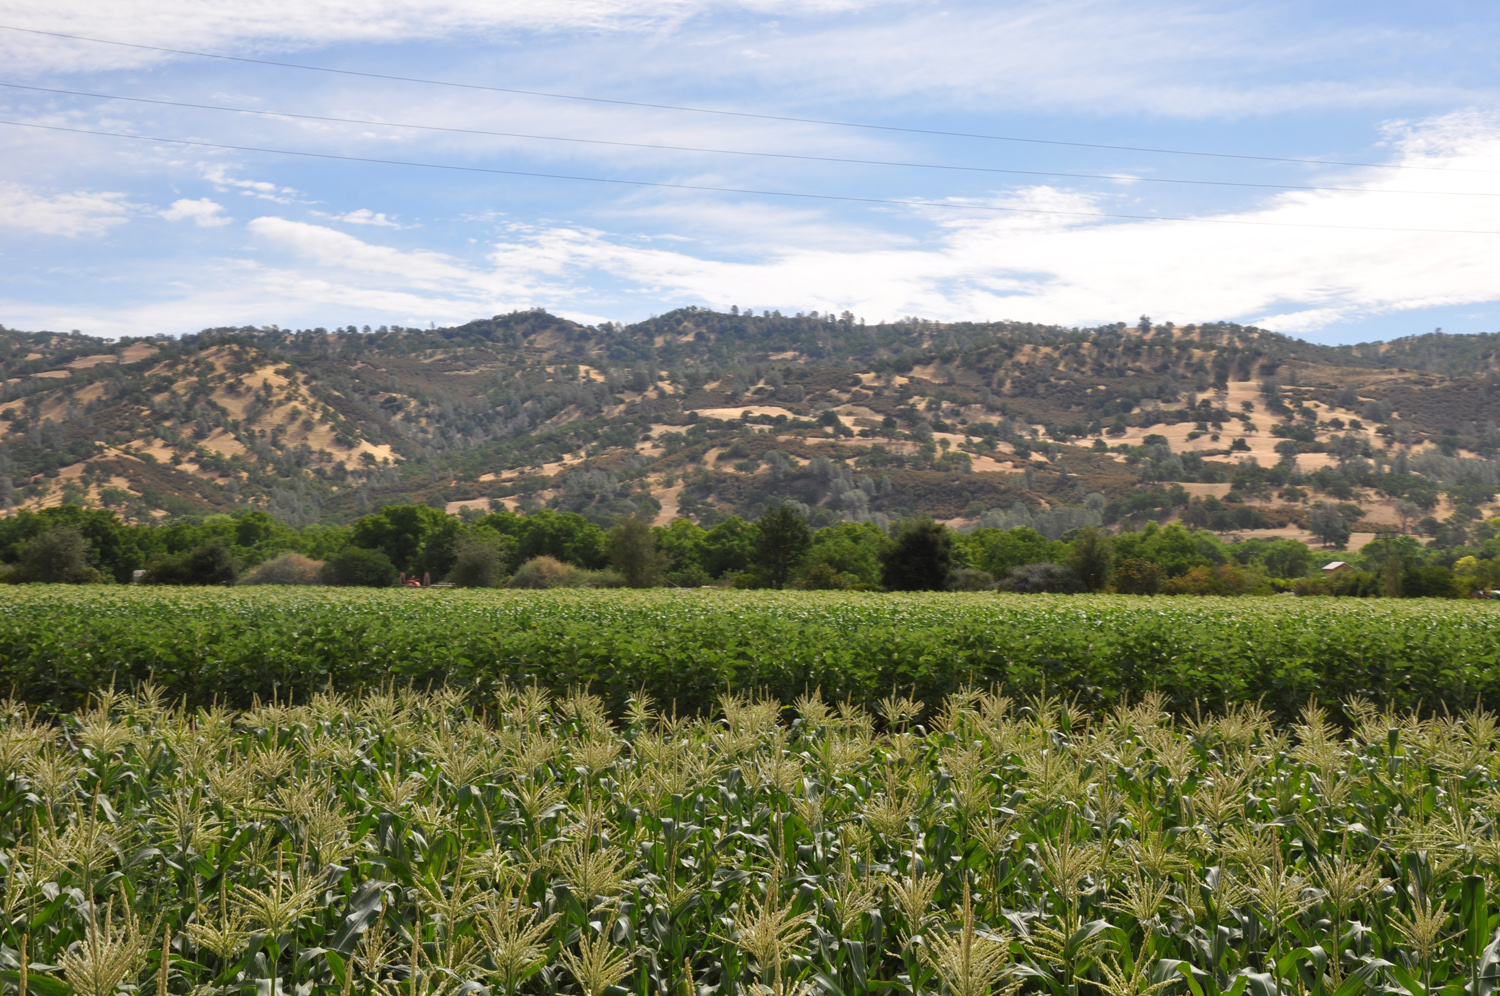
[1,0,1498,344]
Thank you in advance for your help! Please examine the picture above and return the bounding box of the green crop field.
[1,588,1499,718]
[2,684,1499,996]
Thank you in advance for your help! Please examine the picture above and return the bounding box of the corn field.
[2,684,1500,996]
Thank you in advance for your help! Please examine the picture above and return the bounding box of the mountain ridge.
[4,309,1500,551]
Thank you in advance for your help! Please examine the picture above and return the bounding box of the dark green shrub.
[146,540,236,586]
[321,547,398,587]
[9,527,102,584]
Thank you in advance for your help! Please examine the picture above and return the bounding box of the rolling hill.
[4,309,1500,549]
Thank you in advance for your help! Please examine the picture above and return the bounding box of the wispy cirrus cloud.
[3,0,1492,118]
[202,165,300,204]
[684,0,1494,117]
[317,208,409,227]
[0,0,883,74]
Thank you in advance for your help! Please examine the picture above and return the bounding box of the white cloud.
[7,105,1500,342]
[221,108,1500,334]
[703,0,1476,117]
[203,165,300,204]
[470,110,1500,333]
[0,182,133,236]
[161,197,232,227]
[0,0,879,74]
[0,0,1486,128]
[324,208,407,228]
[248,216,496,293]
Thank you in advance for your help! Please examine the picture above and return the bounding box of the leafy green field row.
[1,588,1499,718]
[3,685,1499,996]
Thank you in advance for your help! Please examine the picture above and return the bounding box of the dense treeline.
[4,499,1498,597]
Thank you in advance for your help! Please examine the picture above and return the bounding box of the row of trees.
[0,502,1030,591]
[5,501,1498,596]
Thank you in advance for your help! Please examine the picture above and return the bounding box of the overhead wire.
[2,22,1496,175]
[3,81,1497,199]
[4,117,1500,235]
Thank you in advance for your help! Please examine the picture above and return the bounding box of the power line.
[3,22,1495,176]
[5,117,1500,236]
[5,81,1498,199]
